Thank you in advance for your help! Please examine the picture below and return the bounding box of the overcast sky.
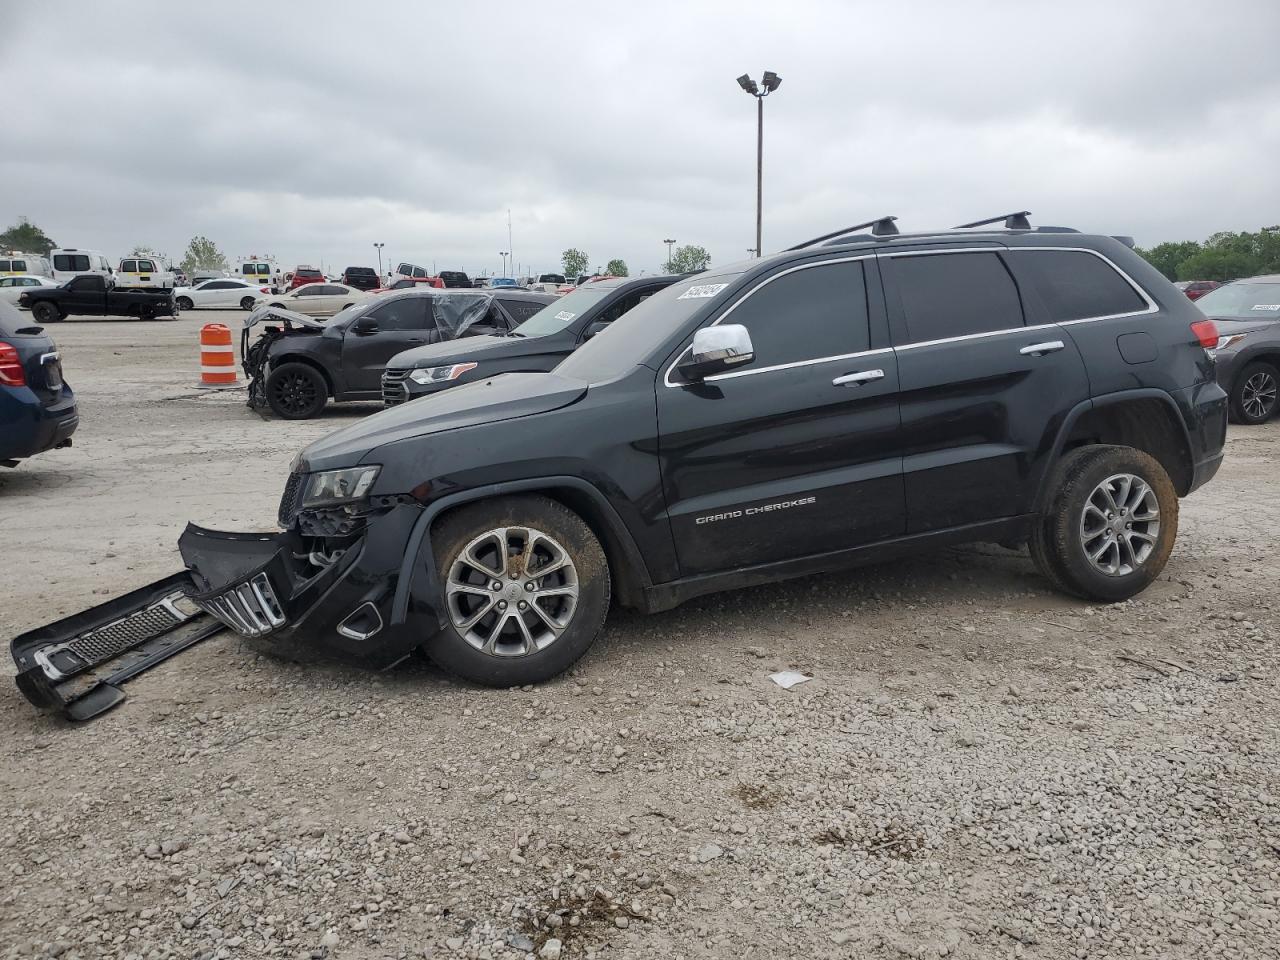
[2,1,1277,278]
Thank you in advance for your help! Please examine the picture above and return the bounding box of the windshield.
[557,272,744,382]
[1196,282,1280,320]
[511,286,610,338]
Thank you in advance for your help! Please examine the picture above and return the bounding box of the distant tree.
[605,258,629,277]
[1175,247,1258,282]
[1136,240,1201,282]
[561,248,589,279]
[667,244,711,274]
[0,216,56,256]
[179,236,228,275]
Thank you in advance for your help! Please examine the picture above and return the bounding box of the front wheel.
[1229,361,1279,425]
[31,302,61,324]
[1029,445,1178,602]
[240,297,257,311]
[265,362,328,419]
[427,495,610,686]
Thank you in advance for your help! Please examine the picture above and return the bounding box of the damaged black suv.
[13,214,1229,712]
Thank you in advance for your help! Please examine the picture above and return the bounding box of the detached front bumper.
[179,502,432,667]
[11,503,442,719]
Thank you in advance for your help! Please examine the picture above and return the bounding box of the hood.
[387,333,562,370]
[1202,317,1277,336]
[298,372,587,473]
[243,305,326,332]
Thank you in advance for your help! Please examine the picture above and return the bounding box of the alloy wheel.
[1079,473,1160,577]
[1242,371,1277,421]
[270,371,319,415]
[445,526,579,657]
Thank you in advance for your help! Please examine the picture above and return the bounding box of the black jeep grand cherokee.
[13,214,1229,708]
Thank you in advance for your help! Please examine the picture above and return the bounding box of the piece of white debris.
[768,671,813,689]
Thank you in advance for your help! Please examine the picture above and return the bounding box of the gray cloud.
[2,0,1277,278]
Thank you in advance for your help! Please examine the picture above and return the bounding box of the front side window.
[0,278,11,287]
[727,260,870,368]
[1016,249,1147,322]
[295,286,324,297]
[892,252,1023,342]
[206,281,234,290]
[367,298,430,331]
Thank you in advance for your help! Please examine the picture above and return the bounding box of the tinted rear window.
[346,267,376,276]
[1016,249,1147,322]
[892,252,1024,342]
[54,254,91,272]
[298,269,322,278]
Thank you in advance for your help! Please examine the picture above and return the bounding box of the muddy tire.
[426,495,610,686]
[265,362,328,420]
[31,302,61,324]
[1029,445,1178,602]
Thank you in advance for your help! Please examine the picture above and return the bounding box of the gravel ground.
[1,311,1277,960]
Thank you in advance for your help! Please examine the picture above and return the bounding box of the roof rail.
[955,211,1032,231]
[787,216,899,251]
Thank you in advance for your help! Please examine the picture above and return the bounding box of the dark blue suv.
[0,300,78,467]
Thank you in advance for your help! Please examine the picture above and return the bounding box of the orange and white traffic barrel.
[199,323,238,387]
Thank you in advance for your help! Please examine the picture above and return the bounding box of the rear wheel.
[427,496,610,686]
[1029,445,1178,602]
[240,296,257,311]
[1229,361,1279,425]
[265,362,327,419]
[31,302,61,324]
[176,296,193,311]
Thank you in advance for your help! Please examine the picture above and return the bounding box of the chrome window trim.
[663,245,1158,385]
[705,347,894,382]
[663,254,875,387]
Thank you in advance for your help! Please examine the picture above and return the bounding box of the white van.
[236,256,278,291]
[394,262,431,282]
[0,253,53,279]
[50,248,113,284]
[116,256,176,290]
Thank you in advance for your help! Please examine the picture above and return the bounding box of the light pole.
[499,251,509,277]
[736,70,781,258]
[663,238,676,272]
[373,242,385,278]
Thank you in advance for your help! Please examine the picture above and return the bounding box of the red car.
[288,266,324,290]
[1176,280,1221,301]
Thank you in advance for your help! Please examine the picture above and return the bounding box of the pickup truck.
[18,275,179,322]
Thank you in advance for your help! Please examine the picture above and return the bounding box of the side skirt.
[642,516,1034,613]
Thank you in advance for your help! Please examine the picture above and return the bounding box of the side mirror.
[354,317,378,334]
[677,324,754,381]
[582,320,610,340]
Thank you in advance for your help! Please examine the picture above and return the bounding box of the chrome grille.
[195,573,287,638]
[278,471,304,527]
[382,369,410,406]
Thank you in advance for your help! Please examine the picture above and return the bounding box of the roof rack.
[787,216,899,250]
[955,211,1032,230]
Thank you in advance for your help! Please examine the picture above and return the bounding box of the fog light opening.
[337,602,383,641]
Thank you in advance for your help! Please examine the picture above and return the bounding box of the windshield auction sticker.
[1250,304,1280,311]
[677,283,729,300]
[555,310,576,321]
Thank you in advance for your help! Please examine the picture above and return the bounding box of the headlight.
[1207,333,1247,357]
[409,362,477,385]
[302,466,380,507]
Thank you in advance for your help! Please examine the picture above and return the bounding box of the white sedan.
[174,278,271,311]
[254,283,370,318]
[0,275,59,305]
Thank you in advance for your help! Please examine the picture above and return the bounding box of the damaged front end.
[241,306,326,411]
[11,472,437,720]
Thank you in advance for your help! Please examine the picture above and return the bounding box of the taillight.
[260,287,269,293]
[1190,319,1218,349]
[0,342,26,387]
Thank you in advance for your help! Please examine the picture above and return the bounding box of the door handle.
[1019,340,1065,356]
[832,369,885,387]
